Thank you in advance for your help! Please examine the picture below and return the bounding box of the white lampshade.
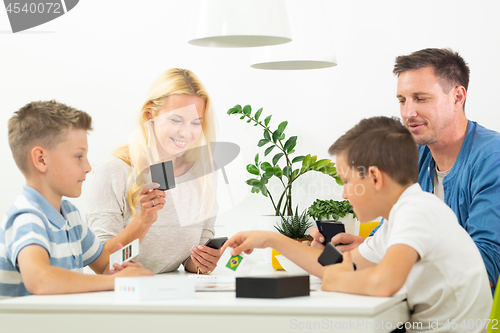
[188,0,292,48]
[250,0,337,70]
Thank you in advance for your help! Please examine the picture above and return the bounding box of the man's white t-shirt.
[433,165,451,201]
[359,184,492,333]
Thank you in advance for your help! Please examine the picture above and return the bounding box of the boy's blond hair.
[8,100,92,174]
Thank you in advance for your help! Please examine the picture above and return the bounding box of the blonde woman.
[86,68,221,274]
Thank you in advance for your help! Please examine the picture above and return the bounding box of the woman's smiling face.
[150,94,205,158]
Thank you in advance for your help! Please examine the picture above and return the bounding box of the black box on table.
[236,275,310,299]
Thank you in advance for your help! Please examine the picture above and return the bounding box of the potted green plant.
[307,199,356,221]
[274,207,313,241]
[272,207,313,270]
[307,199,357,235]
[227,104,342,266]
[227,104,342,217]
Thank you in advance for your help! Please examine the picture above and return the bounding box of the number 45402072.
[5,2,62,14]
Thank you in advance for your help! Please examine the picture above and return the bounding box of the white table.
[0,280,409,333]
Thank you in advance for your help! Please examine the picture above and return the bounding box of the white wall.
[1,0,499,238]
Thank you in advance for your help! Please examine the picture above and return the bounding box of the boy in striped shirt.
[1,101,160,297]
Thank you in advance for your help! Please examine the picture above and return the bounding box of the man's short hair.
[329,116,419,186]
[8,100,92,173]
[393,48,470,94]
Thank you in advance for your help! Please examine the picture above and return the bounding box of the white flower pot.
[338,214,358,236]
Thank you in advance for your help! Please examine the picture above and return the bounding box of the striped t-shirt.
[0,186,103,297]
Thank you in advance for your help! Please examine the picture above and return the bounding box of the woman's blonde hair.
[112,68,216,216]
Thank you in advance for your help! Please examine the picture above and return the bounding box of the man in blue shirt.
[312,48,500,291]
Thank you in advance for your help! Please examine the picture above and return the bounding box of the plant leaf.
[258,139,270,147]
[264,145,276,156]
[272,153,284,166]
[260,162,273,171]
[312,159,331,171]
[251,186,260,194]
[274,224,286,236]
[292,215,299,237]
[322,165,337,175]
[255,153,259,165]
[291,155,305,163]
[291,169,300,179]
[302,154,313,169]
[277,121,288,135]
[245,178,261,186]
[282,218,292,236]
[283,165,292,177]
[260,185,268,196]
[283,136,297,152]
[254,108,263,121]
[263,129,271,141]
[243,105,251,116]
[272,130,280,143]
[264,170,274,178]
[227,105,242,114]
[273,165,283,177]
[246,164,259,175]
[264,115,272,127]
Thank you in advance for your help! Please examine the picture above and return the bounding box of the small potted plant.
[274,207,313,242]
[307,199,357,235]
[272,207,313,270]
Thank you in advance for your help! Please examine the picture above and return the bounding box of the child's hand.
[321,251,356,292]
[221,231,274,256]
[110,260,144,274]
[330,234,365,253]
[310,227,326,250]
[108,243,143,274]
[190,245,224,274]
[113,266,153,278]
[138,186,166,224]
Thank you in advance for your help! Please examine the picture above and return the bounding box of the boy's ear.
[368,166,384,191]
[31,146,48,173]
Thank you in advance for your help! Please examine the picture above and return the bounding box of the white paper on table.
[188,275,236,292]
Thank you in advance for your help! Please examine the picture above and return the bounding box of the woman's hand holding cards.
[138,184,166,224]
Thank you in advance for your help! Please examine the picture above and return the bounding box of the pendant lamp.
[188,0,292,48]
[250,0,337,70]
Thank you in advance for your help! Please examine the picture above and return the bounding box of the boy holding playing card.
[0,101,160,297]
[223,116,491,332]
